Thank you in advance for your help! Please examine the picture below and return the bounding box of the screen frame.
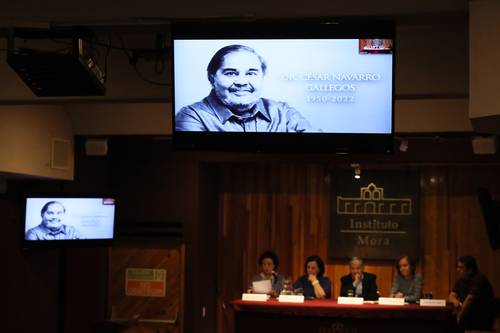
[476,188,500,250]
[21,194,117,249]
[171,18,396,154]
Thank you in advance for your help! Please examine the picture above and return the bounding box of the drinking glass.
[423,291,433,299]
[282,279,292,295]
[294,288,304,296]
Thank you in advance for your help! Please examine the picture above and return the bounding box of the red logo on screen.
[102,198,115,205]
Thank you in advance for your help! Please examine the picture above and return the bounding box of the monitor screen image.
[24,197,115,243]
[174,39,393,134]
[171,20,395,153]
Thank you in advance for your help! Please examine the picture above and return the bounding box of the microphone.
[271,271,278,284]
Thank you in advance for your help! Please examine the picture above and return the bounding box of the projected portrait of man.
[175,44,315,132]
[25,201,81,240]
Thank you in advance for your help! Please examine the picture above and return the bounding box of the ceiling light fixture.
[351,163,361,179]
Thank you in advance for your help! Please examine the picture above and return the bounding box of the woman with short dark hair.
[293,255,331,299]
[251,250,284,296]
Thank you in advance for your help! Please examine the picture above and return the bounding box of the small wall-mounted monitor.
[23,197,116,247]
[172,19,395,153]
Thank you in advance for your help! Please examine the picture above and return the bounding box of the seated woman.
[252,250,284,296]
[390,255,422,303]
[293,255,331,299]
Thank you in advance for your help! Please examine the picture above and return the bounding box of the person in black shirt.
[448,256,496,331]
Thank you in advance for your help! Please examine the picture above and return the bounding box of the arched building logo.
[330,172,419,260]
[337,183,412,216]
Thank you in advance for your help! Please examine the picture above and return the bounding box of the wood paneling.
[3,197,62,333]
[216,163,500,333]
[108,244,185,333]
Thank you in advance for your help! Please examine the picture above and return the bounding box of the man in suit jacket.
[340,257,379,300]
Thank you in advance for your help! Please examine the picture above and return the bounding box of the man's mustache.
[229,86,254,93]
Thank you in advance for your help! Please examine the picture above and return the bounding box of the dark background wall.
[4,136,201,333]
[4,135,500,333]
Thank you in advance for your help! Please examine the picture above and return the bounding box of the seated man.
[25,201,80,240]
[340,257,379,300]
[448,256,496,331]
[176,44,315,133]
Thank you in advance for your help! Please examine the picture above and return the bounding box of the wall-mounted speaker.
[477,188,500,250]
[472,136,497,155]
[85,138,108,156]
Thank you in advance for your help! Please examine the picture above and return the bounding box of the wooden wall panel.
[420,167,452,299]
[216,163,500,325]
[3,198,61,333]
[108,244,184,333]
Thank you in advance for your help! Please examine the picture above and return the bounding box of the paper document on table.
[252,280,272,294]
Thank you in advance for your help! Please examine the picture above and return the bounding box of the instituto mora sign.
[330,171,419,260]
